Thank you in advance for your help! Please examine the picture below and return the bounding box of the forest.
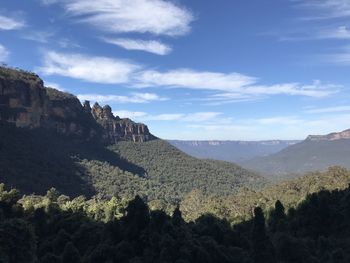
[1,181,350,263]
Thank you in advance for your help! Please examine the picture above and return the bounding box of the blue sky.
[1,0,350,140]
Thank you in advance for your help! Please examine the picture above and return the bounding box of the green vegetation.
[1,181,350,262]
[180,166,350,223]
[0,122,264,204]
[110,140,264,202]
[243,139,350,179]
[0,65,41,85]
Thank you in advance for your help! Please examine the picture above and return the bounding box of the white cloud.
[113,110,147,119]
[111,110,221,122]
[136,69,338,98]
[102,38,172,55]
[61,0,193,36]
[39,51,140,84]
[257,116,304,125]
[21,31,55,43]
[77,92,167,104]
[135,69,257,91]
[317,26,350,39]
[296,0,350,19]
[322,47,350,65]
[305,105,350,114]
[38,51,339,100]
[242,81,338,98]
[44,81,65,91]
[40,0,59,5]
[0,15,25,30]
[0,44,9,61]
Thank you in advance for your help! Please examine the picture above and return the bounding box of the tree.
[123,195,150,239]
[40,253,61,263]
[62,242,81,263]
[0,219,37,263]
[172,205,184,226]
[268,200,286,232]
[252,207,276,263]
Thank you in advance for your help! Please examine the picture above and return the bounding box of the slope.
[242,137,350,179]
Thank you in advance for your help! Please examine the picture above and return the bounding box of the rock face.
[91,103,153,143]
[0,66,155,143]
[306,129,350,141]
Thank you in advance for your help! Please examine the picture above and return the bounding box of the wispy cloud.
[39,0,59,5]
[21,30,55,43]
[0,15,25,30]
[136,69,339,98]
[44,81,66,91]
[113,110,147,119]
[38,51,339,101]
[102,38,172,55]
[113,110,221,122]
[135,69,257,91]
[305,105,350,114]
[257,116,303,125]
[0,44,9,61]
[321,46,350,65]
[39,51,140,84]
[296,0,350,19]
[60,0,194,36]
[77,92,167,104]
[317,26,350,39]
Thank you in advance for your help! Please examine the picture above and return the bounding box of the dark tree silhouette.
[252,207,276,263]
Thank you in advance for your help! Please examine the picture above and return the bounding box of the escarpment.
[0,66,155,143]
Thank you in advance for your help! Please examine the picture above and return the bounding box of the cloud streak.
[61,0,194,36]
[39,51,340,101]
[0,15,25,30]
[0,44,9,61]
[113,110,222,122]
[77,92,167,104]
[305,105,350,114]
[296,0,350,19]
[39,51,140,84]
[102,38,172,55]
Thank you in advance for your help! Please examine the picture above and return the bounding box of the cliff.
[306,129,350,141]
[0,66,155,143]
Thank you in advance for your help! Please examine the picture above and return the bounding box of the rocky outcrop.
[0,66,155,143]
[91,102,154,143]
[306,129,350,141]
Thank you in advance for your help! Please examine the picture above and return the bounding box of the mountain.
[0,66,155,143]
[242,129,350,179]
[0,66,265,202]
[168,140,299,163]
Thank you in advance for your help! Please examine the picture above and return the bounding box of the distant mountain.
[0,66,265,202]
[242,129,350,179]
[168,140,300,163]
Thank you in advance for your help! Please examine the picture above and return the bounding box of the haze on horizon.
[1,0,350,140]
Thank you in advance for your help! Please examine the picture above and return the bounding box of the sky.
[1,0,350,140]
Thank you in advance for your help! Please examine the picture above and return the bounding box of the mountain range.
[242,129,350,179]
[168,140,300,163]
[0,66,264,202]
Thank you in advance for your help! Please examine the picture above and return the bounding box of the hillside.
[0,66,265,203]
[169,140,299,163]
[110,140,264,202]
[180,166,350,222]
[242,129,350,179]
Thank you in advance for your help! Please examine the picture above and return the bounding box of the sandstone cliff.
[0,66,155,143]
[306,129,350,141]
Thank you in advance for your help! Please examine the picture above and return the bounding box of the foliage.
[1,183,350,262]
[180,166,350,222]
[0,122,264,204]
